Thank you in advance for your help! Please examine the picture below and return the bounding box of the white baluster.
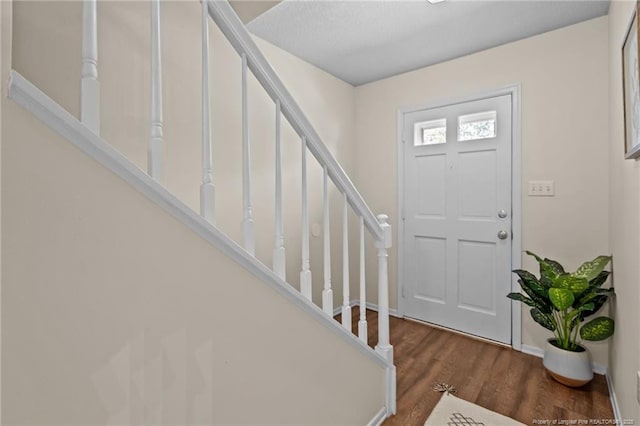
[200,0,215,223]
[273,100,286,280]
[341,193,351,330]
[300,137,312,301]
[358,216,368,343]
[322,165,333,316]
[81,0,100,134]
[149,0,163,180]
[374,214,393,363]
[241,53,255,255]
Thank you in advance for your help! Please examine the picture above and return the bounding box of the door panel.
[402,94,512,344]
[458,150,496,219]
[458,240,496,314]
[415,155,447,217]
[414,236,447,303]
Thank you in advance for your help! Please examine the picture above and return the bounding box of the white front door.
[401,94,513,344]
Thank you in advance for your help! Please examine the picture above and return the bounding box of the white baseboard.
[520,344,545,358]
[364,301,401,318]
[521,344,608,375]
[332,300,358,317]
[605,373,622,425]
[367,407,387,426]
[333,300,401,318]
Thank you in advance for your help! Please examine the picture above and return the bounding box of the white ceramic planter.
[542,339,593,387]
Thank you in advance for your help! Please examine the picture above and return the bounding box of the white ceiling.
[247,0,610,86]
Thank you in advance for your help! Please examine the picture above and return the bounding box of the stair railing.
[79,0,394,367]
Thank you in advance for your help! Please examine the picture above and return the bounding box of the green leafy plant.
[507,251,615,352]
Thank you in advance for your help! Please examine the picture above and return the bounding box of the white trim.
[521,344,608,375]
[510,84,523,352]
[333,300,401,319]
[363,301,401,318]
[593,364,607,376]
[405,316,511,348]
[367,407,388,426]
[333,299,357,317]
[520,344,545,359]
[396,108,405,319]
[334,300,402,319]
[7,70,393,374]
[606,372,622,425]
[396,85,523,350]
[206,0,383,241]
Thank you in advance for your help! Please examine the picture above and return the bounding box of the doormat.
[425,392,525,426]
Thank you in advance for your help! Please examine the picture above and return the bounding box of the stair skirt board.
[7,69,396,419]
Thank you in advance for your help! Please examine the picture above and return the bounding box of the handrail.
[206,0,384,242]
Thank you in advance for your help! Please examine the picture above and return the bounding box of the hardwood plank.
[339,308,614,426]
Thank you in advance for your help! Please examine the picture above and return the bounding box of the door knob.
[497,230,509,240]
[498,209,508,219]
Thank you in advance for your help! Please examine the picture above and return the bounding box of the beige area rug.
[425,392,526,425]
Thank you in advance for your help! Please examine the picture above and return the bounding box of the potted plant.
[507,251,614,387]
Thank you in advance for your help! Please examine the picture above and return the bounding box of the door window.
[458,110,497,141]
[414,118,447,146]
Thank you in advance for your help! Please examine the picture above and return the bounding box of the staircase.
[5,0,395,423]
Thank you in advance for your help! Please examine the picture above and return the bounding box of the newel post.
[374,214,393,364]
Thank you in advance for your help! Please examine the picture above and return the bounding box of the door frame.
[396,85,522,350]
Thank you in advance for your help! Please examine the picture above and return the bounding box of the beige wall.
[1,94,385,424]
[11,1,357,309]
[229,0,280,24]
[608,1,640,420]
[354,17,611,364]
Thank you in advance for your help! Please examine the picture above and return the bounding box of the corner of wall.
[0,1,13,421]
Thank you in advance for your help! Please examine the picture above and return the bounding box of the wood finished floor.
[336,308,613,426]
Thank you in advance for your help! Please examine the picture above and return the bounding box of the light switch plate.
[528,180,555,197]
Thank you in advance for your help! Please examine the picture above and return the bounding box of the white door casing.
[398,91,518,345]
